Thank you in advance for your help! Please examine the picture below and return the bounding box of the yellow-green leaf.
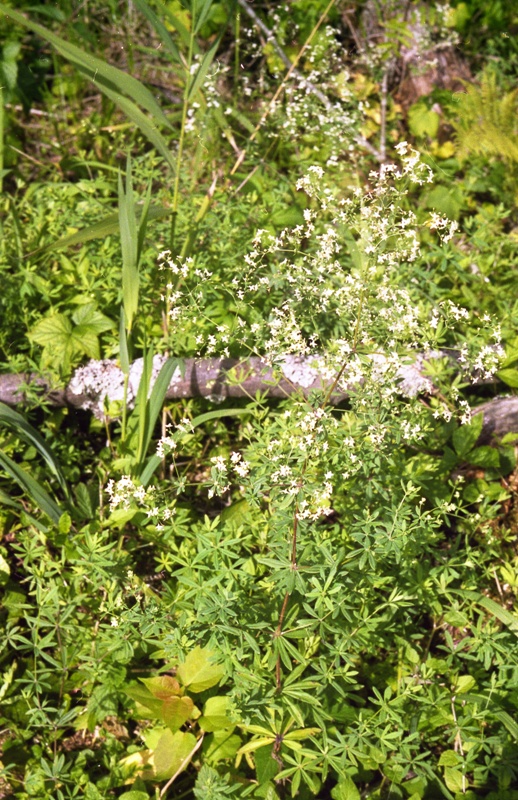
[199,695,233,732]
[140,675,182,699]
[153,729,197,780]
[160,695,195,733]
[176,647,225,693]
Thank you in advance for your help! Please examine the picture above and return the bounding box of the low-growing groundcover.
[1,1,518,798]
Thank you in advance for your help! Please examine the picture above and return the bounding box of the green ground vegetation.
[1,1,518,798]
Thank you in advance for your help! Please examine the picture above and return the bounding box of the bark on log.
[1,357,517,445]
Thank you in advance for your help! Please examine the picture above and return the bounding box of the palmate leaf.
[29,305,113,373]
[0,6,176,171]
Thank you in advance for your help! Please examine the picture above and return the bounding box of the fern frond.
[451,71,518,163]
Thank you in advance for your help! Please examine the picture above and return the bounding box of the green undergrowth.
[1,1,518,798]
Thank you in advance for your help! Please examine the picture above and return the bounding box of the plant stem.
[274,465,306,691]
[170,9,196,255]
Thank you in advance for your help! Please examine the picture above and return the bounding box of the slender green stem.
[0,85,4,195]
[234,9,240,103]
[170,8,196,255]
[121,372,129,443]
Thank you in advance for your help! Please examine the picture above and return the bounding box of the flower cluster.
[155,146,503,523]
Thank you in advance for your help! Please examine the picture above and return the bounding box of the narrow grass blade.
[187,36,221,101]
[0,7,172,127]
[193,0,216,35]
[135,347,154,469]
[0,6,176,171]
[190,407,251,427]
[119,157,139,332]
[457,589,518,636]
[101,84,176,172]
[133,0,183,63]
[119,308,130,376]
[137,183,152,263]
[40,205,171,253]
[0,402,69,497]
[0,451,62,523]
[140,358,181,462]
[136,357,183,471]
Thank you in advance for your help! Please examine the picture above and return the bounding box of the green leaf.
[452,413,483,458]
[188,35,220,100]
[0,402,69,497]
[140,676,182,699]
[255,744,279,785]
[237,737,276,756]
[119,307,130,376]
[58,512,71,534]
[439,750,461,767]
[283,727,320,741]
[0,7,171,125]
[119,157,139,332]
[29,307,112,371]
[136,357,183,471]
[331,775,360,800]
[494,710,518,740]
[467,445,500,468]
[125,685,165,718]
[408,101,440,139]
[41,205,171,253]
[497,367,518,388]
[0,451,62,523]
[72,303,113,334]
[176,646,225,693]
[153,729,197,780]
[462,592,518,636]
[133,0,182,63]
[101,84,176,171]
[119,792,149,800]
[0,6,176,172]
[199,696,233,732]
[443,767,465,793]
[160,695,195,732]
[193,0,215,35]
[204,728,242,765]
[0,551,10,586]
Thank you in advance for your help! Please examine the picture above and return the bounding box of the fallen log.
[0,355,516,444]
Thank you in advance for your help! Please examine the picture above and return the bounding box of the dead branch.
[0,356,516,445]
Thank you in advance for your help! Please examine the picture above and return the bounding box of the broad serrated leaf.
[467,445,500,468]
[72,303,113,334]
[140,675,182,699]
[153,729,197,780]
[497,367,518,388]
[176,646,225,692]
[160,695,195,732]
